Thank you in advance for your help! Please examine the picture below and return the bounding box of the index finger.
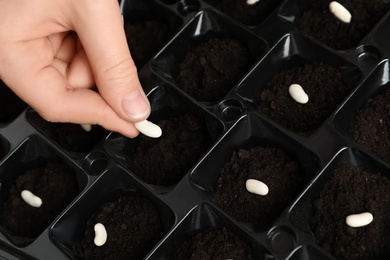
[68,0,151,122]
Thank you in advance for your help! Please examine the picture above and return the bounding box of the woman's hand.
[0,0,150,137]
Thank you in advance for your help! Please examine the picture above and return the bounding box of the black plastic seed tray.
[1,0,390,259]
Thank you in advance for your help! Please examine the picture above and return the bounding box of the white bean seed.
[246,0,260,5]
[245,179,269,196]
[21,190,42,208]
[329,1,352,23]
[288,84,309,104]
[134,120,162,138]
[345,212,373,228]
[80,124,92,132]
[94,223,107,246]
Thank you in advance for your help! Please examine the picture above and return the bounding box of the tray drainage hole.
[83,151,108,175]
[217,99,244,122]
[356,45,380,68]
[268,227,296,255]
[177,0,200,16]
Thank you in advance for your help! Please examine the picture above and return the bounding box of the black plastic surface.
[1,0,390,259]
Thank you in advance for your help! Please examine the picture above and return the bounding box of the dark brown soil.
[311,163,390,260]
[174,227,254,259]
[258,60,350,133]
[177,37,252,102]
[298,0,389,50]
[214,146,304,232]
[132,114,211,186]
[352,86,390,163]
[82,194,163,260]
[1,163,78,238]
[125,20,172,69]
[52,123,106,153]
[213,0,283,26]
[0,80,27,123]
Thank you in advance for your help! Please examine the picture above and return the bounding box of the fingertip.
[121,89,151,121]
[101,121,140,138]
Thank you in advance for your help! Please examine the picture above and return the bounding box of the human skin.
[0,0,151,138]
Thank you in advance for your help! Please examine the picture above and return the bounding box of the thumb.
[69,0,150,123]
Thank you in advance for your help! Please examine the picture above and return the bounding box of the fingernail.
[122,89,150,120]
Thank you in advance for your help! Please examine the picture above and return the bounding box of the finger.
[69,0,151,123]
[54,33,77,63]
[67,47,95,89]
[2,40,139,138]
[35,67,140,137]
[52,54,95,90]
[51,57,68,79]
[54,34,95,89]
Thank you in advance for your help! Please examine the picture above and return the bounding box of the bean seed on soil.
[80,124,92,132]
[246,0,260,5]
[21,190,42,208]
[94,223,108,246]
[345,212,373,227]
[329,1,352,23]
[288,84,309,104]
[245,179,269,196]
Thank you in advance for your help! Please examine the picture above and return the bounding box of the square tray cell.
[151,9,268,103]
[27,110,108,155]
[191,114,319,232]
[150,203,272,259]
[203,0,284,26]
[122,0,183,69]
[0,80,27,124]
[105,85,224,190]
[289,147,390,260]
[0,135,87,247]
[333,60,390,165]
[278,0,390,50]
[51,167,174,259]
[236,33,362,134]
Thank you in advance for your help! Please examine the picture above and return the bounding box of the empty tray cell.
[51,167,174,259]
[122,0,182,69]
[333,60,390,164]
[290,148,390,260]
[151,203,272,259]
[0,136,86,246]
[279,0,390,50]
[105,85,223,189]
[237,33,362,134]
[27,110,108,154]
[191,114,319,232]
[203,0,284,26]
[0,80,27,124]
[151,9,267,103]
